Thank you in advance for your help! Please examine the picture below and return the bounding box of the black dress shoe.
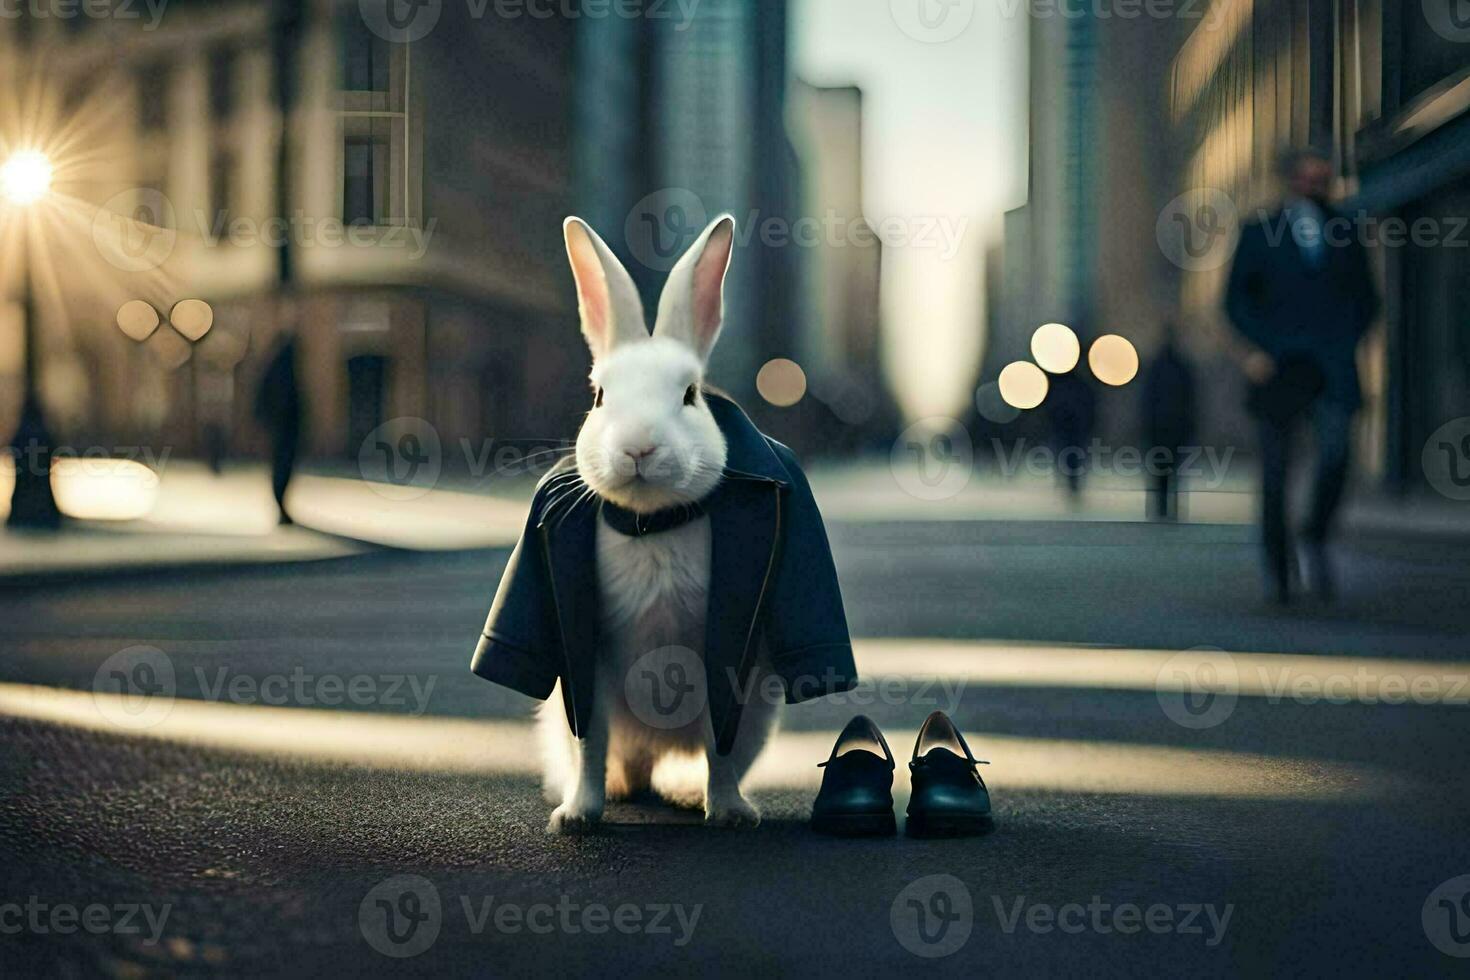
[811,715,897,836]
[906,711,993,837]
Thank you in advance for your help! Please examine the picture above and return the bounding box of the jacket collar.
[706,392,789,486]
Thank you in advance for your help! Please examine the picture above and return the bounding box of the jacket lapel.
[701,395,793,753]
[539,497,599,738]
[704,476,781,754]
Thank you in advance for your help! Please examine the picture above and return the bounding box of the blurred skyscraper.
[575,0,858,447]
[988,8,1179,446]
[787,80,893,452]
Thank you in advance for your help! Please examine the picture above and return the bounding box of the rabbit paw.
[704,794,761,828]
[546,802,602,835]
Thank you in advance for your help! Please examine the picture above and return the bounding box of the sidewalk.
[1,458,1463,580]
[0,462,529,581]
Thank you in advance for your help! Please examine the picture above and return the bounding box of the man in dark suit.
[1224,149,1379,603]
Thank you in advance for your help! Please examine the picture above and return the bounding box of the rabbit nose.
[625,446,657,462]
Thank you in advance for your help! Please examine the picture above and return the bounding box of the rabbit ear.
[653,214,735,363]
[564,217,647,361]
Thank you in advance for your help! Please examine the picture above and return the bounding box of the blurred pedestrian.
[1224,148,1379,603]
[1046,369,1097,504]
[198,367,234,476]
[254,336,303,525]
[1141,324,1197,521]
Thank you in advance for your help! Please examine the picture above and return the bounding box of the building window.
[343,136,388,226]
[209,46,237,120]
[210,147,235,230]
[335,15,412,229]
[347,354,388,458]
[340,11,390,93]
[342,110,401,227]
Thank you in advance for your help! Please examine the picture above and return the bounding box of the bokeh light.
[1030,322,1080,374]
[756,358,808,407]
[0,150,53,205]
[1088,334,1140,386]
[170,299,215,341]
[998,361,1049,410]
[116,301,162,342]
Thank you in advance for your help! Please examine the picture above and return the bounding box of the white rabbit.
[540,213,780,833]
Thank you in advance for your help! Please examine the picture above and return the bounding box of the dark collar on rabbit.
[600,498,706,537]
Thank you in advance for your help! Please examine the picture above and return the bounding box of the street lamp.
[3,148,61,527]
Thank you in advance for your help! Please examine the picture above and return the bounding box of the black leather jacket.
[470,394,858,755]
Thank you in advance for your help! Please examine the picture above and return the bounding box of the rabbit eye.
[683,385,698,406]
[594,387,604,408]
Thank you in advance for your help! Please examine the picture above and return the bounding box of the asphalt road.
[2,519,1470,977]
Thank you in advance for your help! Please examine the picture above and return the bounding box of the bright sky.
[792,0,1027,420]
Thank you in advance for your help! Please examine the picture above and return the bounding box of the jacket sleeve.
[762,443,859,704]
[469,508,561,701]
[1224,223,1275,353]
